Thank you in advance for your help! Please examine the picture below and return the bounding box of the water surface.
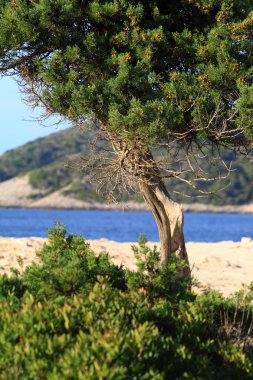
[0,209,252,242]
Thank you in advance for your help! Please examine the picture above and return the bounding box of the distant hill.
[0,128,92,182]
[0,128,143,209]
[0,127,253,209]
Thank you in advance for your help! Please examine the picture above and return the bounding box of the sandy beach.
[0,237,252,296]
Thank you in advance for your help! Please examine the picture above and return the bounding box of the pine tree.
[0,0,252,274]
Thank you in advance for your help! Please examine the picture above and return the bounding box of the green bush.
[21,223,127,299]
[126,234,193,303]
[62,182,104,202]
[29,166,72,191]
[0,225,252,379]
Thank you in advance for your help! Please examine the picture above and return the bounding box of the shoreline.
[1,176,253,213]
[0,237,252,296]
[1,202,253,213]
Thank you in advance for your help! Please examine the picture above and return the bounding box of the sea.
[0,208,253,242]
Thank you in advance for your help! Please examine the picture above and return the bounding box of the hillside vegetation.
[0,128,88,181]
[0,128,253,206]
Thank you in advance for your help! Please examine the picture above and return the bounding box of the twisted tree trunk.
[105,131,190,278]
[139,175,190,279]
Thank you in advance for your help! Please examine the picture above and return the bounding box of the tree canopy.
[0,0,252,148]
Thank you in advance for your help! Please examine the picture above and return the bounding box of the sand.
[0,237,252,296]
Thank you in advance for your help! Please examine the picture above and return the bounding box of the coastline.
[1,202,253,214]
[1,176,253,213]
[0,237,252,296]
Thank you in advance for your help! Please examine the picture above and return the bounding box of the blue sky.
[0,77,68,155]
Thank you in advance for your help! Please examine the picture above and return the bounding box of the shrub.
[20,223,126,299]
[126,234,193,303]
[29,166,72,191]
[0,225,252,379]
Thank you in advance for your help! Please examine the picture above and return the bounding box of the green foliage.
[0,128,89,182]
[62,182,104,202]
[21,223,126,299]
[127,235,192,303]
[29,168,50,189]
[0,1,252,147]
[29,166,72,191]
[0,225,252,378]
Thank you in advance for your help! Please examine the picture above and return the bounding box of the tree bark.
[104,130,190,279]
[139,176,190,279]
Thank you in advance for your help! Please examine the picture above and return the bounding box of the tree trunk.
[139,177,190,279]
[104,130,190,279]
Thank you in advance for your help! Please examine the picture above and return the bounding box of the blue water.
[0,209,253,242]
